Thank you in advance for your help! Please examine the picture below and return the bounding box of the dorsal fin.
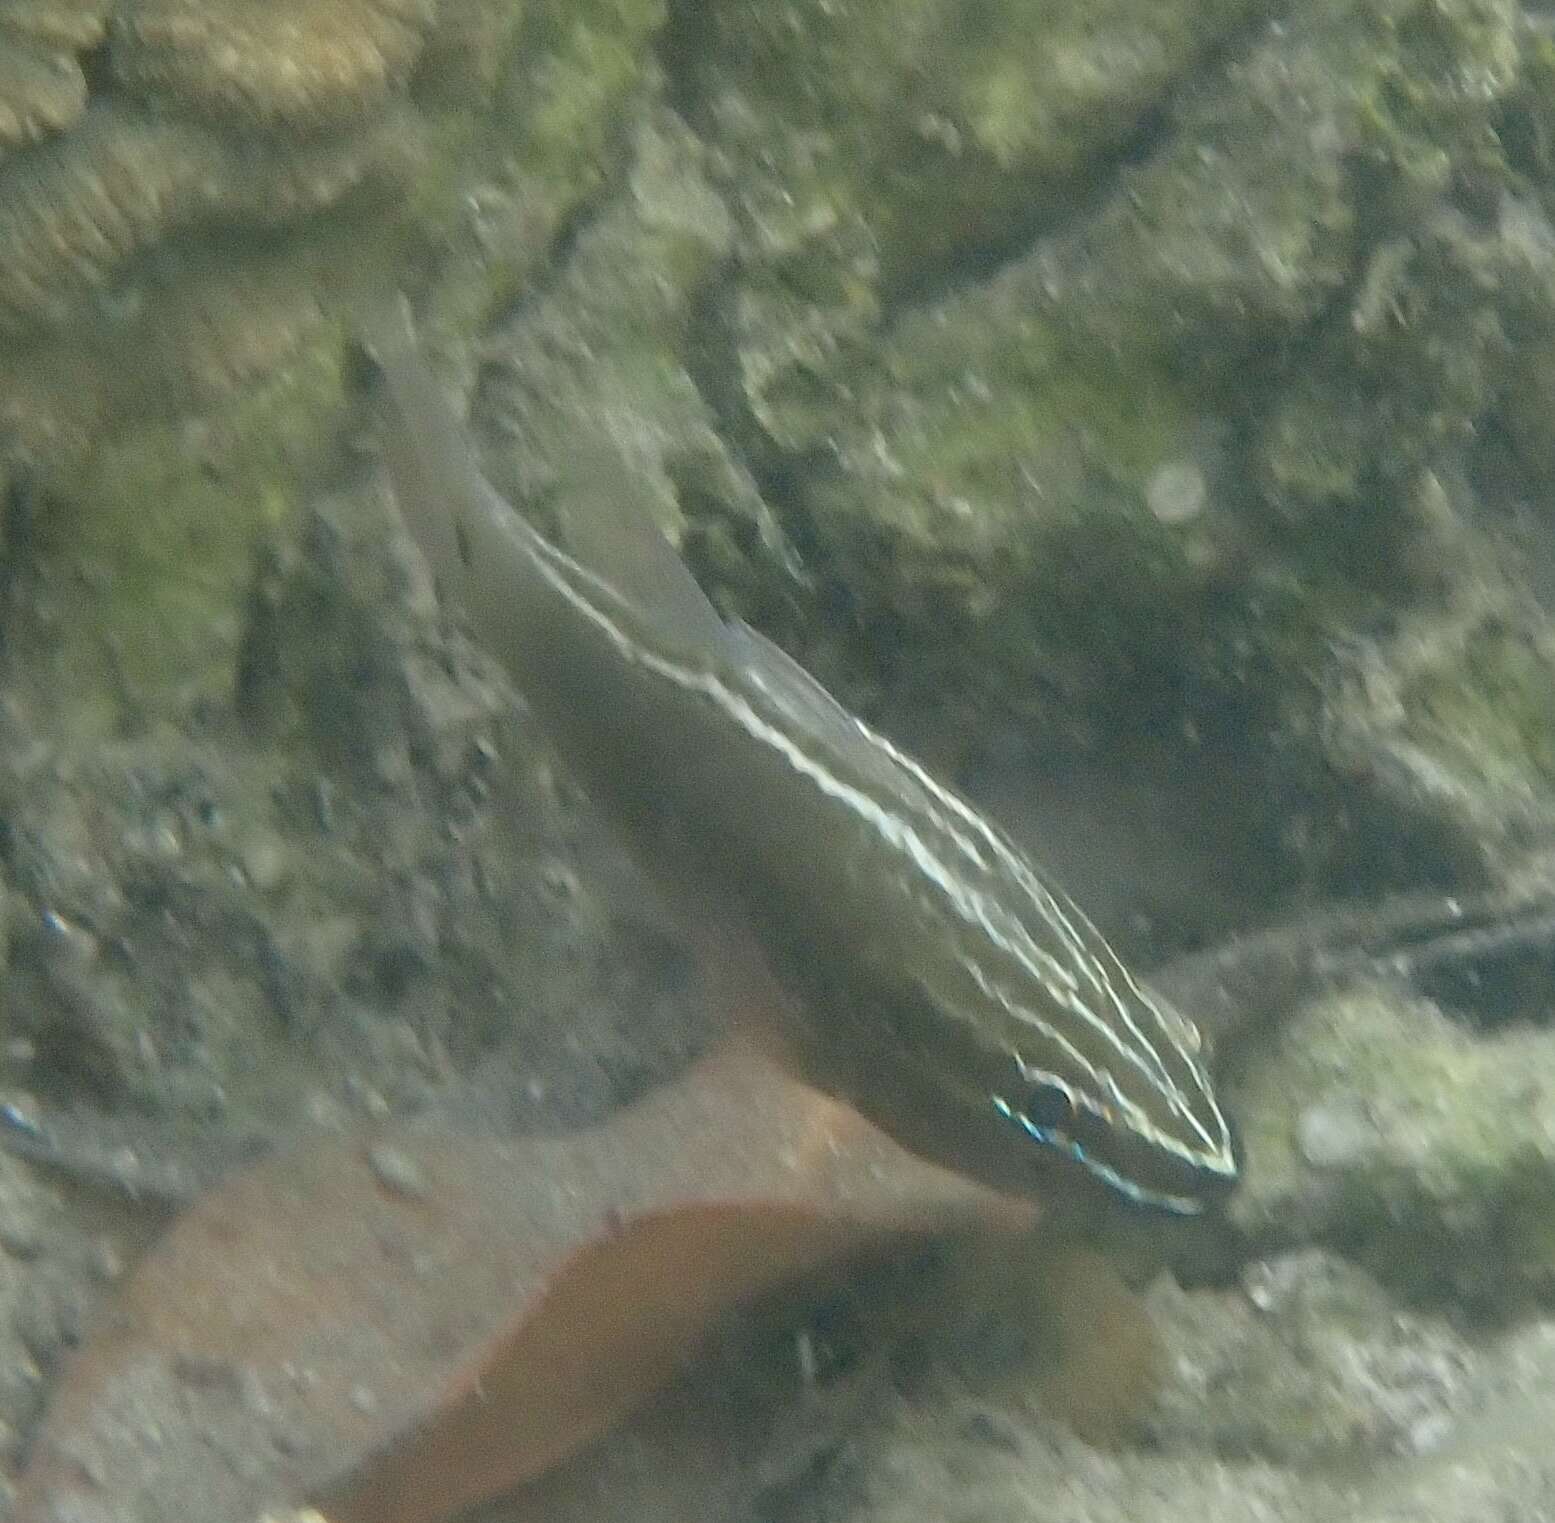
[550,439,729,657]
[361,299,726,663]
[723,618,859,741]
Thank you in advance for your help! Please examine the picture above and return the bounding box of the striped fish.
[362,303,1238,1214]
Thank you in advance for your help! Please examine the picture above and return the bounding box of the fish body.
[364,306,1238,1214]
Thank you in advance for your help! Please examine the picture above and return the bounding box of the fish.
[360,301,1239,1215]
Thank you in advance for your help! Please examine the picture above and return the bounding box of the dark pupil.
[1024,1083,1075,1134]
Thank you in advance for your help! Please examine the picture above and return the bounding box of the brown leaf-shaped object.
[13,1046,1035,1523]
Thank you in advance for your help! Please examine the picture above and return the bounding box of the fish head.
[986,967,1240,1215]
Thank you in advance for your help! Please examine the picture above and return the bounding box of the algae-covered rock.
[701,0,1539,783]
[727,0,1523,461]
[707,0,1266,492]
[28,310,346,729]
[1145,1252,1472,1464]
[1230,977,1555,1304]
[682,0,1264,298]
[774,269,1217,722]
[1250,205,1533,525]
[1319,594,1555,855]
[475,105,735,472]
[1041,0,1520,378]
[0,0,667,730]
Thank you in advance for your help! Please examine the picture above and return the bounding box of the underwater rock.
[723,231,1241,752]
[0,0,112,50]
[111,0,437,128]
[0,0,110,164]
[1230,975,1555,1306]
[0,103,422,339]
[0,40,86,159]
[682,0,1264,303]
[710,0,1521,480]
[740,1245,1555,1523]
[703,0,1265,513]
[1037,0,1520,386]
[1145,1251,1472,1464]
[1248,209,1523,530]
[1318,595,1555,858]
[472,107,805,607]
[678,0,1555,918]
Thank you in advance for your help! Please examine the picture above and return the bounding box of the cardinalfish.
[360,303,1238,1216]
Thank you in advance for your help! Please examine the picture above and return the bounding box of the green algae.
[800,301,1198,633]
[34,330,348,733]
[515,0,665,198]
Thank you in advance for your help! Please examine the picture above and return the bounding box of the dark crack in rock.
[111,0,438,129]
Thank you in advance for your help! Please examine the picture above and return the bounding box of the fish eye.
[1022,1081,1076,1135]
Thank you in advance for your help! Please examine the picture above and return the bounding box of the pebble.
[366,1142,427,1199]
[89,1235,124,1283]
[1146,458,1208,524]
[1297,1096,1378,1169]
[238,831,290,893]
[1407,1409,1456,1454]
